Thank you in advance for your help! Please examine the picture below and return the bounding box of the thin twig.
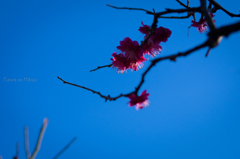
[176,0,189,8]
[159,15,191,19]
[57,76,131,101]
[135,41,208,93]
[149,7,201,16]
[205,47,211,57]
[187,26,192,37]
[30,118,49,159]
[90,64,112,72]
[107,4,152,13]
[52,137,77,159]
[187,0,189,7]
[24,127,31,159]
[16,143,19,157]
[208,0,240,17]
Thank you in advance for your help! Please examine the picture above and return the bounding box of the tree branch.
[52,137,77,159]
[208,0,240,17]
[150,7,201,16]
[59,19,240,101]
[176,0,190,8]
[90,64,112,72]
[30,118,48,159]
[24,127,31,159]
[106,4,152,13]
[158,15,191,19]
[200,0,216,31]
[57,76,132,102]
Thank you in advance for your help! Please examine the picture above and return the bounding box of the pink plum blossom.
[138,21,150,36]
[191,13,215,33]
[138,22,172,56]
[142,42,162,57]
[111,52,128,73]
[149,27,172,43]
[128,90,150,110]
[117,37,143,62]
[111,52,146,73]
[128,56,146,71]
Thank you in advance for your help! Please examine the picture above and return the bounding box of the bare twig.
[16,143,19,157]
[135,41,208,94]
[208,0,240,17]
[149,7,201,16]
[24,127,31,159]
[159,15,191,19]
[176,0,189,8]
[57,76,131,102]
[187,26,192,37]
[205,47,211,57]
[90,64,112,72]
[30,118,49,159]
[52,137,77,159]
[107,4,152,13]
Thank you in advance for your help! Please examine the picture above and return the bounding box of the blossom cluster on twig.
[111,22,172,73]
[58,0,240,110]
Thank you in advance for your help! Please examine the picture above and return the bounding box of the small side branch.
[208,0,240,17]
[150,7,201,16]
[52,137,77,159]
[107,4,152,13]
[30,118,49,159]
[57,76,131,102]
[176,0,190,8]
[135,41,208,93]
[90,64,112,72]
[24,127,31,159]
[159,15,191,19]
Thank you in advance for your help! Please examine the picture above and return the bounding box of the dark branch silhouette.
[58,0,240,102]
[52,137,77,159]
[90,64,112,72]
[208,0,240,17]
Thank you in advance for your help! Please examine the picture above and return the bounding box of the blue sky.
[0,0,240,158]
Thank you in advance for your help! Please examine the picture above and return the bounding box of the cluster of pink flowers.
[191,13,215,33]
[111,22,172,73]
[128,90,150,110]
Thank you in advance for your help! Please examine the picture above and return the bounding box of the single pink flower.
[111,52,129,73]
[191,13,215,33]
[117,37,143,62]
[149,27,172,43]
[139,22,172,57]
[142,42,162,57]
[138,21,150,35]
[128,90,150,110]
[128,56,146,71]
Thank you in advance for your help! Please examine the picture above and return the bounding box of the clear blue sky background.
[1,0,240,158]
